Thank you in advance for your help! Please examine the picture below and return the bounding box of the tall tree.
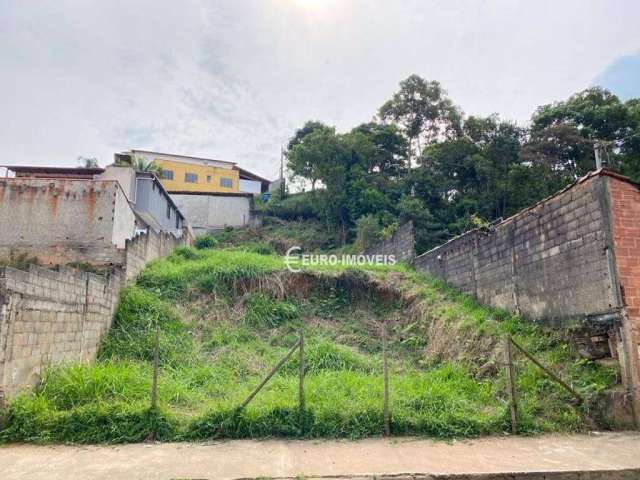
[378,74,463,167]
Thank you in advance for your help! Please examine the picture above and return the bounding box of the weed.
[0,249,617,444]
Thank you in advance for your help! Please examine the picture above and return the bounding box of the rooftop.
[2,165,105,179]
[127,149,237,166]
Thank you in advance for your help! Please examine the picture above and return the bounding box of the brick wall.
[0,265,123,398]
[608,176,640,418]
[363,221,416,263]
[414,174,618,327]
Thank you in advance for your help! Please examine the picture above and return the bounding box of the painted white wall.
[112,185,137,248]
[239,179,261,194]
[98,165,137,201]
[171,194,254,230]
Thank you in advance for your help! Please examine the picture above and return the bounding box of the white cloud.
[1,0,639,178]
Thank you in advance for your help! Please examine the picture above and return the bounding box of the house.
[115,150,271,194]
[115,150,271,233]
[98,164,186,237]
[0,164,189,266]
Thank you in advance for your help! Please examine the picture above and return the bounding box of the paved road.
[1,432,639,479]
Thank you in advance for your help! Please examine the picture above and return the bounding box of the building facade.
[116,150,271,195]
[0,165,188,266]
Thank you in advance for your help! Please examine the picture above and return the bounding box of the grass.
[0,247,617,443]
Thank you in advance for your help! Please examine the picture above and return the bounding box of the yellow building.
[116,150,272,195]
[117,150,240,194]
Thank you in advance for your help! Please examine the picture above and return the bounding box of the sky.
[1,0,639,179]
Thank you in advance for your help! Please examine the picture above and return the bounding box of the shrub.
[98,286,196,366]
[354,214,382,252]
[243,294,299,328]
[244,242,275,255]
[267,191,318,220]
[171,246,199,260]
[194,235,218,250]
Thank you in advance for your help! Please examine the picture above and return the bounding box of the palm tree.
[115,155,161,175]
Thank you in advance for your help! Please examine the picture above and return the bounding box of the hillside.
[0,246,617,443]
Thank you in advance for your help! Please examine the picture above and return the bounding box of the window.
[220,177,233,188]
[166,204,171,219]
[185,173,198,183]
[161,170,174,181]
[207,175,212,183]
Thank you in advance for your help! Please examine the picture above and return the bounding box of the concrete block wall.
[124,228,185,280]
[0,265,123,398]
[412,170,640,423]
[608,176,640,420]
[363,221,416,263]
[414,175,617,326]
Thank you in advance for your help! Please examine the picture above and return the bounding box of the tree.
[115,155,161,175]
[287,121,333,190]
[530,87,638,176]
[378,74,463,166]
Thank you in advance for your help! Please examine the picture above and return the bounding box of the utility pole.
[279,146,286,197]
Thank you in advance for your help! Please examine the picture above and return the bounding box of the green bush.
[0,248,618,444]
[354,214,382,252]
[194,235,218,250]
[171,246,199,260]
[267,191,319,220]
[243,294,299,328]
[98,286,196,366]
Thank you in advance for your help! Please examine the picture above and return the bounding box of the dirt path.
[1,432,639,480]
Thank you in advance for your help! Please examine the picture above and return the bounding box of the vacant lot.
[0,247,616,443]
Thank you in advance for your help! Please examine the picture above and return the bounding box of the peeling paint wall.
[0,178,135,265]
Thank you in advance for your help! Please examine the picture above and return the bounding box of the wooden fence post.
[299,330,305,434]
[383,325,390,437]
[238,338,302,411]
[509,337,583,405]
[151,323,160,410]
[504,335,518,434]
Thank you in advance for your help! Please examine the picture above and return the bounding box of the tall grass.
[0,248,617,444]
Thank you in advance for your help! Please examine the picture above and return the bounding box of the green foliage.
[354,214,382,252]
[194,235,218,250]
[99,286,195,367]
[242,242,276,256]
[0,252,617,443]
[282,77,640,253]
[136,249,283,298]
[267,191,319,221]
[243,294,300,328]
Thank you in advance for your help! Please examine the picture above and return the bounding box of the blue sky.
[1,0,639,178]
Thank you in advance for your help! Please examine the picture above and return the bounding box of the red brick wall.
[609,176,640,420]
[609,177,640,338]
